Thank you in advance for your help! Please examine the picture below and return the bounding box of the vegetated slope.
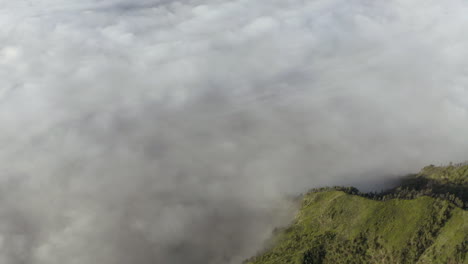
[245,164,468,264]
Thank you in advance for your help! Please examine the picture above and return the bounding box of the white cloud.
[0,0,468,263]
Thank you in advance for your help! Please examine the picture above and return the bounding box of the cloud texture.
[1,0,468,263]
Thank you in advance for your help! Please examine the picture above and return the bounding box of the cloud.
[0,0,468,263]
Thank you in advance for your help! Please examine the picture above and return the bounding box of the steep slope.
[246,164,468,264]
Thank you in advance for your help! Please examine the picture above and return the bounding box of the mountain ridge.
[245,163,468,264]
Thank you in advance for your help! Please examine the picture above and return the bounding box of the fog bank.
[1,0,468,263]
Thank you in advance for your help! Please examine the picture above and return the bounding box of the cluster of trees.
[438,160,468,167]
[362,188,465,209]
[300,230,467,264]
[302,232,376,264]
[304,176,467,209]
[420,164,468,185]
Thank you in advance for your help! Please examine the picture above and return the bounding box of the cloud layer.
[1,0,468,263]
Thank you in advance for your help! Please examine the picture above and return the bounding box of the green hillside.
[246,164,468,264]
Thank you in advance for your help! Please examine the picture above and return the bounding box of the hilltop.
[245,164,468,264]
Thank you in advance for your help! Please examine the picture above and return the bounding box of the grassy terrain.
[245,164,468,264]
[419,163,468,185]
[395,163,468,206]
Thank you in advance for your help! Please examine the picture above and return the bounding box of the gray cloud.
[0,0,468,263]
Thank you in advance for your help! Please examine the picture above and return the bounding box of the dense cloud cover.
[1,0,468,263]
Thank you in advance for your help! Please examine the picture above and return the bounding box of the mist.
[1,0,468,263]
